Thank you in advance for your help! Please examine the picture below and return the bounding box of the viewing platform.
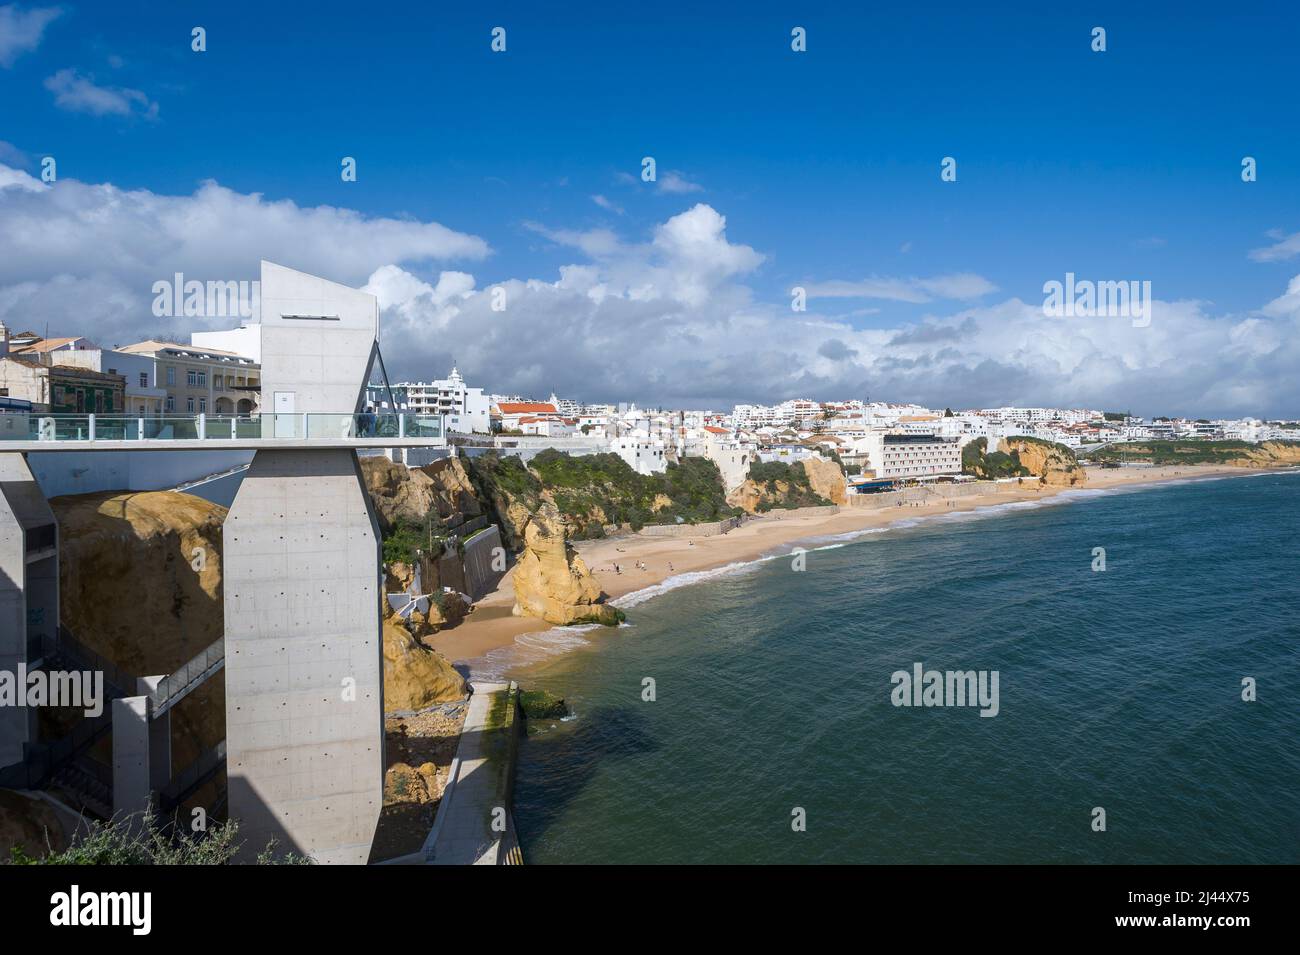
[0,411,446,452]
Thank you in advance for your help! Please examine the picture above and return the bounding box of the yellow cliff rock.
[801,456,848,504]
[999,438,1088,487]
[511,501,620,625]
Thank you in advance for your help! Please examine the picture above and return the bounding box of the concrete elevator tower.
[222,262,385,863]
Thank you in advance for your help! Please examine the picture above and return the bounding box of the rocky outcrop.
[512,502,621,625]
[800,456,847,505]
[51,491,228,771]
[381,615,467,712]
[381,561,468,711]
[998,438,1087,486]
[726,460,836,514]
[1230,440,1300,467]
[361,455,437,532]
[422,457,485,524]
[727,477,789,514]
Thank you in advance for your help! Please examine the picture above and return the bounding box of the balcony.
[0,411,446,450]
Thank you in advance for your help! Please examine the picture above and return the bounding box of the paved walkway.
[424,681,520,865]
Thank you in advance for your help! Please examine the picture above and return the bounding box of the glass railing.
[0,412,445,443]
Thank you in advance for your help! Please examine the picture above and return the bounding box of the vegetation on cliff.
[467,449,739,540]
[961,437,1031,478]
[1090,439,1300,467]
[730,460,835,513]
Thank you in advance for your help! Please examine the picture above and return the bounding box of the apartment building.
[855,432,962,480]
[118,340,260,415]
[0,324,129,413]
[391,366,490,433]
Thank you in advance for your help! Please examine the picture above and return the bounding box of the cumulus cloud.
[44,67,159,119]
[0,3,61,67]
[2,165,1296,418]
[0,164,488,344]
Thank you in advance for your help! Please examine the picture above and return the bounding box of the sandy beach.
[425,464,1265,673]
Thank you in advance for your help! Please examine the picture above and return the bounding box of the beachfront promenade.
[423,682,523,865]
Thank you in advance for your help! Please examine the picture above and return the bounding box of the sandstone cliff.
[801,456,848,504]
[512,501,621,625]
[727,459,837,514]
[998,438,1087,487]
[51,491,228,774]
[727,477,791,513]
[361,454,485,533]
[1238,440,1300,467]
[381,616,467,712]
[380,560,468,711]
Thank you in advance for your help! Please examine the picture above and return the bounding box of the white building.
[611,435,668,475]
[390,366,489,434]
[854,432,962,480]
[697,426,756,491]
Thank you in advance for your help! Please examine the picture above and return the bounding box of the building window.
[139,372,148,387]
[166,396,175,412]
[197,371,207,387]
[186,396,195,413]
[214,374,223,390]
[187,370,197,387]
[199,397,207,413]
[166,367,176,386]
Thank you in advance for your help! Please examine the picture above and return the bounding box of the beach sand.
[424,464,1260,674]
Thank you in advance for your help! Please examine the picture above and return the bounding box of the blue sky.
[3,1,1300,415]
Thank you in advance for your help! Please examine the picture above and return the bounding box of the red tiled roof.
[498,402,557,414]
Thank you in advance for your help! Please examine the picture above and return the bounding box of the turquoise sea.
[507,472,1300,864]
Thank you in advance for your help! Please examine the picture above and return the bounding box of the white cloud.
[657,170,703,194]
[0,3,61,67]
[0,163,489,344]
[0,162,42,191]
[591,194,623,214]
[805,272,997,302]
[44,67,159,119]
[1249,229,1300,262]
[2,166,1295,418]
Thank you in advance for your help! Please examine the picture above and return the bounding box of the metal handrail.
[151,638,225,714]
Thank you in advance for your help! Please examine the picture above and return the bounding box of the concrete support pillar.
[223,448,384,864]
[111,681,170,823]
[0,453,58,773]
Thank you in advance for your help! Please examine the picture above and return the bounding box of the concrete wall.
[636,515,745,538]
[258,261,378,416]
[28,448,254,498]
[461,525,505,600]
[0,453,57,769]
[223,448,384,864]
